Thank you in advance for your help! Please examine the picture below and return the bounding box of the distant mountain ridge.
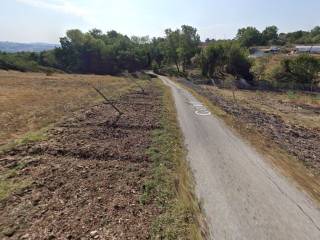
[0,41,59,53]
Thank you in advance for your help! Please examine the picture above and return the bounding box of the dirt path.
[0,86,162,239]
[159,75,320,240]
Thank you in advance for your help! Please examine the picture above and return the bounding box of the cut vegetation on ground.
[0,74,203,239]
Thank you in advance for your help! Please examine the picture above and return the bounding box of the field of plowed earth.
[0,71,203,240]
[0,80,165,239]
[176,77,320,200]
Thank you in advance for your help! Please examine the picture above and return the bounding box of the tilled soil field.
[0,85,162,239]
[176,78,320,174]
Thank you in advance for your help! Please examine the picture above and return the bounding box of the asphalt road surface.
[158,74,320,240]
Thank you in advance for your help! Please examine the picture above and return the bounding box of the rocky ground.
[0,85,162,239]
[176,78,320,174]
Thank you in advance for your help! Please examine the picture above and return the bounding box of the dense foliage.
[251,54,320,90]
[53,29,151,74]
[0,26,200,75]
[0,51,57,72]
[54,26,200,74]
[161,25,200,72]
[200,41,253,81]
[236,26,320,47]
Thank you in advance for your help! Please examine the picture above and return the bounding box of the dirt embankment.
[176,78,320,174]
[0,85,162,239]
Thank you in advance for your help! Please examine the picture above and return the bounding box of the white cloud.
[16,0,89,18]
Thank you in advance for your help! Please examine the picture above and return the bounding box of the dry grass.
[0,70,135,146]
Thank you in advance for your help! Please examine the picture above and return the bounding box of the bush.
[251,58,267,81]
[251,54,320,90]
[200,41,253,82]
[0,52,50,72]
[226,44,253,82]
[287,55,320,87]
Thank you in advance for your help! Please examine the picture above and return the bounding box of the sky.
[0,0,320,43]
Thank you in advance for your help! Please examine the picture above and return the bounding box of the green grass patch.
[144,80,206,240]
[286,90,298,100]
[0,162,32,201]
[0,127,49,155]
[16,129,48,145]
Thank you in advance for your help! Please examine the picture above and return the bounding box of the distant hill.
[0,41,59,53]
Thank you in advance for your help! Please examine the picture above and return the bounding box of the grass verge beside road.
[146,80,207,239]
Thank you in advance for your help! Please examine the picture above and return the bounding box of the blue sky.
[1,0,319,43]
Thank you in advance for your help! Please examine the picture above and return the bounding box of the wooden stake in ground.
[232,77,238,107]
[129,76,146,95]
[90,84,123,116]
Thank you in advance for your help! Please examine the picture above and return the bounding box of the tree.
[178,25,200,72]
[226,44,253,81]
[262,26,278,44]
[236,27,262,47]
[149,37,165,69]
[54,29,151,75]
[201,42,226,78]
[200,41,252,81]
[164,28,181,72]
[89,29,103,39]
[162,25,200,73]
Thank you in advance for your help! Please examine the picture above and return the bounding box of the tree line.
[234,26,320,47]
[0,25,319,91]
[0,25,200,75]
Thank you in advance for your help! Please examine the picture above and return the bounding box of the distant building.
[295,45,320,54]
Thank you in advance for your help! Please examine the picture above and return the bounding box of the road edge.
[145,79,208,239]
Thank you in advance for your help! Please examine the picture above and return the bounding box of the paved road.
[159,75,320,240]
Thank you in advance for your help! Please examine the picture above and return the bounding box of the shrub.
[286,54,320,90]
[226,44,253,82]
[252,54,320,90]
[200,41,253,82]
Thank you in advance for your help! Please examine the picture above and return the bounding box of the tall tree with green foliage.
[236,27,262,47]
[201,41,253,81]
[262,26,279,45]
[200,42,226,78]
[54,29,150,75]
[163,25,200,73]
[149,37,166,69]
[164,28,181,72]
[226,43,253,81]
[177,25,200,72]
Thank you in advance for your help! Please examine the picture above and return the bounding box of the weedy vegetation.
[144,81,206,240]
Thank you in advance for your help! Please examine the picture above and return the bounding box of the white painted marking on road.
[195,110,211,116]
[189,101,211,116]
